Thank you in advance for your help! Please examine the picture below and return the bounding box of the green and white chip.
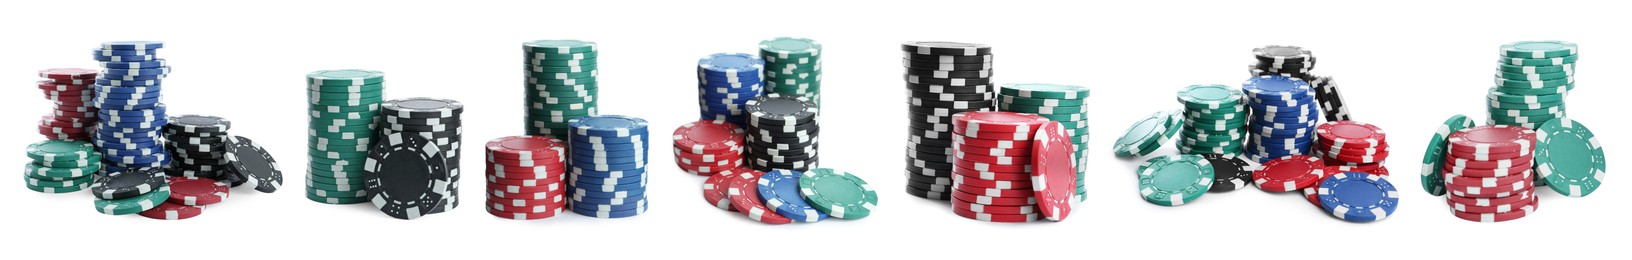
[1535,118,1606,197]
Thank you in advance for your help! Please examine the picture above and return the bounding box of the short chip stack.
[1488,41,1577,129]
[142,176,230,220]
[901,41,995,200]
[1249,46,1351,122]
[696,53,764,127]
[759,37,822,106]
[745,94,820,172]
[997,83,1090,202]
[947,112,1054,222]
[484,136,569,220]
[164,115,235,183]
[24,140,100,193]
[1440,125,1540,222]
[90,167,170,216]
[566,115,650,218]
[1313,121,1391,177]
[37,68,100,141]
[672,120,747,176]
[1176,84,1247,157]
[306,69,385,205]
[92,41,172,174]
[523,39,600,138]
[365,133,452,220]
[1242,75,1321,163]
[380,98,466,213]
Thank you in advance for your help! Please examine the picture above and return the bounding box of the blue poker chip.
[93,138,159,149]
[101,73,166,81]
[573,174,645,185]
[97,127,161,138]
[699,91,760,101]
[1248,96,1315,107]
[569,142,643,153]
[95,134,158,144]
[571,181,647,193]
[569,160,644,171]
[697,73,762,84]
[101,59,167,69]
[568,193,645,205]
[570,154,646,165]
[568,133,648,145]
[95,79,161,87]
[1317,172,1398,222]
[104,151,169,164]
[93,54,157,62]
[698,83,763,93]
[699,81,762,90]
[1250,120,1318,131]
[97,114,164,124]
[101,41,165,50]
[1242,75,1314,101]
[95,96,161,106]
[570,201,647,218]
[758,169,829,222]
[100,144,164,156]
[93,48,157,56]
[571,197,646,211]
[99,104,167,116]
[100,118,168,129]
[97,90,164,100]
[569,167,647,178]
[566,115,649,138]
[697,53,764,77]
[102,67,171,76]
[570,187,647,199]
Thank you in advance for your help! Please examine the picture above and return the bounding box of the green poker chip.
[798,168,877,219]
[25,174,94,187]
[1138,154,1213,206]
[999,103,1086,115]
[1494,77,1573,89]
[310,95,385,106]
[1497,63,1572,74]
[307,69,385,86]
[307,189,368,204]
[1113,111,1181,157]
[522,39,597,54]
[525,69,598,80]
[1500,54,1577,66]
[999,83,1090,99]
[1501,41,1578,59]
[1420,115,1474,196]
[309,89,383,100]
[1177,84,1244,109]
[759,37,822,59]
[1487,88,1566,104]
[306,178,365,192]
[310,83,384,93]
[529,58,597,67]
[528,63,598,73]
[1535,118,1606,197]
[1496,70,1571,81]
[26,140,95,161]
[94,185,170,215]
[1487,99,1564,110]
[1003,95,1085,106]
[310,103,381,113]
[24,163,100,179]
[26,179,91,194]
[35,153,101,168]
[527,76,598,86]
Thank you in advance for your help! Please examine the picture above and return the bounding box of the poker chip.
[1114,111,1181,158]
[1201,154,1253,192]
[138,202,204,220]
[378,97,465,213]
[90,167,167,200]
[306,69,385,205]
[1316,172,1398,222]
[364,133,452,220]
[521,40,599,137]
[166,176,229,206]
[1534,118,1605,197]
[1029,122,1075,221]
[798,168,877,219]
[566,115,651,218]
[1420,115,1475,196]
[725,170,791,224]
[1314,121,1391,181]
[1137,155,1214,206]
[745,94,819,172]
[1252,155,1324,192]
[1309,77,1350,123]
[757,169,828,222]
[1241,75,1320,163]
[761,37,823,105]
[701,169,744,212]
[671,120,747,175]
[220,136,281,193]
[1176,84,1247,157]
[94,185,170,215]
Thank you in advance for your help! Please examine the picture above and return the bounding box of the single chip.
[138,202,204,220]
[727,170,791,224]
[1113,111,1177,157]
[381,97,464,118]
[757,169,828,222]
[1421,115,1475,196]
[94,185,170,215]
[365,133,451,220]
[1253,155,1324,192]
[746,93,819,126]
[90,167,166,200]
[1318,172,1398,222]
[26,140,96,161]
[1137,155,1213,206]
[1030,122,1075,221]
[1253,45,1314,67]
[486,136,566,159]
[1202,154,1253,192]
[1534,118,1605,197]
[307,69,385,86]
[1242,75,1313,101]
[1177,84,1243,109]
[567,114,649,138]
[697,53,763,77]
[760,37,822,59]
[167,176,229,206]
[952,111,1049,134]
[102,41,165,50]
[223,136,282,193]
[522,39,597,53]
[1448,125,1536,155]
[999,83,1090,100]
[799,168,877,219]
[672,120,745,154]
[39,68,99,80]
[902,41,991,56]
[702,169,744,212]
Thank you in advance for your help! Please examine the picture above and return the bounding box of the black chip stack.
[380,97,465,213]
[1249,45,1351,121]
[163,115,238,185]
[900,41,996,201]
[744,93,819,172]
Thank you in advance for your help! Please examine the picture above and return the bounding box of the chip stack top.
[759,37,822,106]
[744,94,820,172]
[901,41,995,201]
[524,39,600,139]
[1488,41,1577,129]
[164,115,237,183]
[306,69,386,205]
[1313,121,1391,177]
[998,83,1090,202]
[1175,84,1247,157]
[38,68,100,141]
[24,140,100,194]
[484,136,569,220]
[696,53,764,127]
[380,97,466,213]
[92,41,171,174]
[1439,125,1539,222]
[567,115,652,218]
[1241,75,1321,163]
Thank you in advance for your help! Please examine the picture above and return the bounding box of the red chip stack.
[140,176,230,220]
[1314,121,1390,177]
[948,111,1049,223]
[1441,125,1538,222]
[672,120,747,176]
[484,136,569,220]
[37,68,100,141]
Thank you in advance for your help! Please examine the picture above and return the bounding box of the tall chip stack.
[744,94,820,172]
[758,37,822,106]
[566,115,651,218]
[696,53,764,127]
[380,98,466,213]
[1249,46,1351,122]
[306,69,386,205]
[164,115,237,184]
[484,136,569,220]
[1175,84,1248,157]
[92,41,171,175]
[1440,125,1540,222]
[24,140,99,193]
[997,83,1090,202]
[37,68,100,141]
[1241,75,1321,163]
[523,39,600,138]
[947,112,1048,222]
[901,41,995,200]
[1489,41,1576,129]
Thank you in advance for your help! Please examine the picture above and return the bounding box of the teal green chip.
[1501,41,1578,59]
[522,39,597,53]
[1487,88,1566,104]
[1000,83,1090,99]
[999,103,1086,114]
[307,69,385,86]
[25,174,94,187]
[1488,98,1563,109]
[309,110,379,120]
[1495,77,1573,89]
[24,163,100,179]
[1492,84,1570,95]
[1500,55,1577,66]
[1176,84,1244,109]
[529,82,598,92]
[306,178,365,191]
[798,168,877,219]
[307,189,368,204]
[308,148,369,159]
[1535,118,1605,197]
[309,89,383,100]
[94,185,170,215]
[35,153,101,168]
[526,69,598,80]
[26,140,95,161]
[1497,63,1572,74]
[1137,155,1213,206]
[1420,115,1473,196]
[529,58,597,67]
[1497,70,1571,81]
[1113,111,1177,157]
[310,103,382,113]
[759,37,822,59]
[27,180,89,193]
[310,95,385,106]
[1003,95,1085,106]
[527,75,598,86]
[527,63,598,73]
[309,83,384,93]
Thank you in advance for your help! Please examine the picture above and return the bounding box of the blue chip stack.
[92,41,171,174]
[697,53,764,126]
[566,115,650,218]
[1241,75,1320,163]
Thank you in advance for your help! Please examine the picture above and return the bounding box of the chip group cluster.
[1312,121,1391,177]
[164,115,237,182]
[1249,45,1350,122]
[92,41,172,174]
[900,41,996,200]
[1175,84,1247,156]
[1250,154,1400,223]
[523,39,600,138]
[484,136,569,220]
[24,140,100,193]
[566,115,651,218]
[89,168,171,216]
[702,168,876,224]
[1241,75,1321,163]
[943,112,1078,222]
[696,53,764,127]
[306,69,386,205]
[744,94,820,172]
[1111,111,1182,158]
[997,83,1090,202]
[37,68,100,141]
[1488,41,1577,128]
[672,120,747,176]
[759,37,823,106]
[380,98,467,213]
[141,176,230,220]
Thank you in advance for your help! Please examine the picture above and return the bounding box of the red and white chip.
[952,111,1048,133]
[1315,121,1387,149]
[726,170,790,224]
[485,136,567,160]
[1029,121,1075,221]
[672,120,746,154]
[1447,125,1536,155]
[139,202,204,220]
[701,169,744,212]
[167,176,229,206]
[38,68,99,81]
[1252,155,1324,192]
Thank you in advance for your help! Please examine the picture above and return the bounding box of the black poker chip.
[908,143,951,155]
[1201,154,1253,192]
[750,119,817,133]
[906,157,954,170]
[385,121,461,132]
[751,156,817,169]
[165,114,232,133]
[745,142,818,156]
[904,74,992,86]
[906,164,952,178]
[756,151,815,164]
[746,93,818,126]
[1310,76,1352,122]
[164,167,227,179]
[902,58,994,71]
[381,127,462,138]
[380,97,464,119]
[905,185,950,200]
[364,133,450,220]
[905,83,995,94]
[1253,61,1314,72]
[903,68,992,79]
[168,136,227,145]
[907,149,953,163]
[90,167,167,200]
[383,115,459,126]
[906,131,953,147]
[908,112,954,125]
[750,127,819,139]
[903,52,992,64]
[902,41,992,56]
[906,178,949,192]
[224,136,283,193]
[907,104,990,116]
[909,97,996,109]
[908,90,996,101]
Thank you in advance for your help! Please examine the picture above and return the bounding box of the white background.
[2,0,1627,258]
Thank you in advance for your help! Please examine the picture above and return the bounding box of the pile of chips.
[93,41,172,174]
[306,69,385,205]
[997,83,1090,202]
[484,136,569,220]
[672,120,746,176]
[1112,111,1181,158]
[745,94,820,172]
[703,168,878,224]
[1441,125,1540,222]
[37,68,99,141]
[696,53,763,127]
[948,112,1078,222]
[364,133,452,220]
[1249,45,1351,123]
[1488,41,1576,128]
[901,41,996,200]
[566,115,651,218]
[380,97,466,213]
[89,167,170,216]
[165,115,238,183]
[1175,84,1247,156]
[523,39,601,138]
[760,37,822,106]
[24,140,100,193]
[1313,121,1391,176]
[1242,75,1321,163]
[144,176,231,220]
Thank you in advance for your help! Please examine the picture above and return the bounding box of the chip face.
[364,133,450,220]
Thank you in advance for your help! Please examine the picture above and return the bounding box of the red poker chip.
[1447,125,1536,154]
[950,189,1036,206]
[52,104,97,113]
[488,182,564,194]
[486,159,566,171]
[676,158,745,175]
[953,135,1033,149]
[1323,149,1389,164]
[1301,186,1324,208]
[486,155,566,168]
[672,120,746,154]
[44,133,92,141]
[53,109,96,118]
[1363,165,1390,177]
[954,143,1030,156]
[1447,179,1533,198]
[953,158,1031,173]
[39,124,90,135]
[952,197,1037,215]
[1252,155,1324,192]
[954,151,1031,165]
[487,203,565,220]
[952,174,1034,190]
[167,176,229,206]
[485,166,566,179]
[1447,189,1532,207]
[952,112,1048,133]
[489,187,567,200]
[726,170,791,224]
[486,175,566,186]
[952,166,1032,181]
[1324,162,1382,172]
[40,116,92,128]
[674,149,746,165]
[139,202,204,220]
[952,206,1038,223]
[701,169,744,212]
[1446,170,1532,188]
[43,88,94,97]
[953,128,1033,141]
[37,80,91,91]
[1029,122,1075,221]
[1321,141,1389,155]
[487,193,566,207]
[1446,149,1529,161]
[39,68,99,80]
[1448,193,1535,214]
[1451,196,1537,222]
[1445,156,1533,169]
[49,78,96,85]
[955,185,1035,197]
[491,201,568,215]
[1444,163,1530,178]
[1316,121,1388,148]
[485,136,567,159]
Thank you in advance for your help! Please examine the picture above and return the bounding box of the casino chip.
[91,41,171,172]
[672,120,747,176]
[566,115,651,218]
[484,135,569,220]
[90,167,166,200]
[1241,75,1320,163]
[164,115,238,184]
[696,53,763,127]
[1252,155,1324,193]
[1175,84,1246,157]
[1316,172,1399,222]
[1314,121,1391,179]
[745,94,820,172]
[798,168,877,219]
[998,83,1091,202]
[726,169,791,224]
[1308,76,1352,122]
[1029,122,1076,221]
[761,37,823,106]
[1248,45,1317,81]
[306,69,385,205]
[758,169,828,222]
[1420,115,1474,196]
[95,185,171,215]
[365,133,452,220]
[949,111,1049,221]
[1488,41,1577,129]
[1137,155,1214,206]
[1113,111,1181,158]
[166,176,229,206]
[901,41,995,201]
[523,39,600,138]
[1438,125,1539,222]
[1201,154,1253,192]
[223,136,282,193]
[23,140,99,194]
[379,97,465,213]
[1534,118,1605,197]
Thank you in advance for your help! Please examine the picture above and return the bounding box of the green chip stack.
[996,83,1090,202]
[306,69,386,205]
[1175,84,1248,156]
[1488,41,1577,129]
[23,140,100,193]
[758,37,822,107]
[523,39,600,139]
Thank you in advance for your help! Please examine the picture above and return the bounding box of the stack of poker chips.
[90,167,170,216]
[1441,125,1539,222]
[163,115,238,185]
[900,41,995,200]
[948,111,1048,222]
[484,136,569,220]
[696,53,764,127]
[1313,121,1391,177]
[566,115,651,218]
[523,39,600,138]
[37,68,100,141]
[1488,41,1577,129]
[93,41,171,174]
[23,140,100,193]
[1241,75,1320,163]
[1250,46,1351,122]
[305,69,385,205]
[141,176,230,220]
[1175,84,1248,156]
[380,98,466,212]
[759,37,822,106]
[745,94,820,172]
[997,83,1090,202]
[672,120,747,176]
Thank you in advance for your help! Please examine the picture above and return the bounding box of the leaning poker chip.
[1420,115,1474,196]
[1112,111,1178,157]
[223,136,283,193]
[1534,118,1605,197]
[702,169,744,212]
[999,83,1090,100]
[364,133,451,220]
[1252,155,1324,192]
[1029,122,1075,221]
[757,170,828,222]
[1137,155,1213,206]
[1318,172,1399,222]
[89,167,167,200]
[726,170,791,224]
[94,185,170,215]
[1201,154,1253,192]
[166,176,229,206]
[798,168,877,219]
[138,202,204,220]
